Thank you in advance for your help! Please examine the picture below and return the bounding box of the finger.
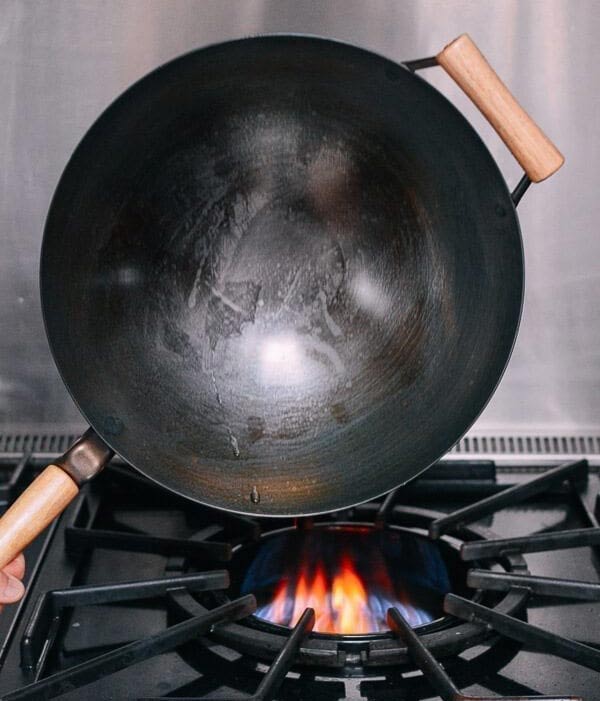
[0,570,25,604]
[3,553,25,580]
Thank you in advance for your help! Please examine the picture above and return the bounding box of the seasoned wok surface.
[41,36,523,515]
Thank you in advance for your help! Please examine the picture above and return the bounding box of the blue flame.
[255,588,433,632]
[242,526,451,633]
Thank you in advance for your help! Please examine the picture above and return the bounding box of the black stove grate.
[19,572,231,674]
[165,504,528,669]
[388,606,576,701]
[5,594,257,701]
[197,608,316,701]
[0,456,598,700]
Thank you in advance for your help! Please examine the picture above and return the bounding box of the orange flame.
[331,555,372,633]
[251,527,438,634]
[262,555,388,634]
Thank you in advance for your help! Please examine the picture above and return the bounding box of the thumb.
[0,569,25,604]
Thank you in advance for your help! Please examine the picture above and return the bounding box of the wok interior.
[42,38,522,514]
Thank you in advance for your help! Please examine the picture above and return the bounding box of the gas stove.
[0,433,599,700]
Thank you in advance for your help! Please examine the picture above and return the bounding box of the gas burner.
[166,506,529,669]
[239,524,452,633]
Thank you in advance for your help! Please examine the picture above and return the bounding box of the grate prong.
[461,527,600,561]
[445,593,600,674]
[5,595,256,701]
[467,569,600,600]
[429,460,587,539]
[388,606,578,701]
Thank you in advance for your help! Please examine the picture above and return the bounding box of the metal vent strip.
[0,427,84,456]
[451,433,600,456]
[0,427,599,465]
[0,432,79,455]
[446,429,600,468]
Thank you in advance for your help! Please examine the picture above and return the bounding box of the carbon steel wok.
[0,34,563,568]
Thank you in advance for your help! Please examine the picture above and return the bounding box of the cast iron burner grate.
[166,510,526,668]
[1,456,599,700]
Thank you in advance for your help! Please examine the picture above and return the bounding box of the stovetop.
[0,451,599,700]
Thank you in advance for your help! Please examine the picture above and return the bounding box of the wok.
[0,34,563,567]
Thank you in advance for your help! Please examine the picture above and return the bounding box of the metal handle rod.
[511,174,532,206]
[429,460,587,538]
[467,569,600,600]
[461,527,600,561]
[445,593,600,673]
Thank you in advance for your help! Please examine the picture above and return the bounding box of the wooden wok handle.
[0,466,79,570]
[0,429,113,571]
[437,34,564,182]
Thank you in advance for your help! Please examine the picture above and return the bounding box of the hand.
[0,554,25,610]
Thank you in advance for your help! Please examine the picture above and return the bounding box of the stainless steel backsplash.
[1,0,598,431]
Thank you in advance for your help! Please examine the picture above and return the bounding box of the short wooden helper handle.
[0,465,79,570]
[437,34,564,182]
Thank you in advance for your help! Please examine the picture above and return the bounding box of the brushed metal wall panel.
[0,0,598,432]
